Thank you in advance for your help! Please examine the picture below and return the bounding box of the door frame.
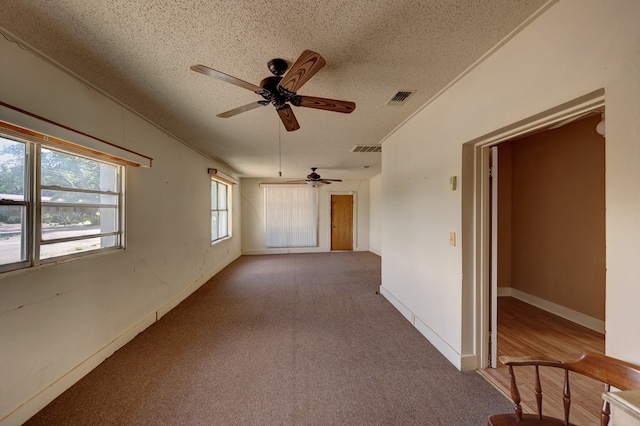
[489,146,498,368]
[464,89,605,369]
[328,191,357,251]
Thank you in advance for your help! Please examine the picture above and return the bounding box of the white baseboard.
[369,247,382,256]
[499,287,605,334]
[2,312,156,426]
[378,285,475,371]
[2,254,242,426]
[378,285,413,321]
[497,287,512,297]
[242,247,328,255]
[243,248,378,256]
[157,276,210,320]
[156,253,240,319]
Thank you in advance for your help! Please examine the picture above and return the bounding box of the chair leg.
[508,365,523,420]
[562,370,572,426]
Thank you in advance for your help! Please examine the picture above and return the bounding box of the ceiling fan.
[287,168,343,186]
[191,50,355,131]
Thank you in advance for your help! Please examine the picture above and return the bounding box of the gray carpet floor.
[25,252,511,425]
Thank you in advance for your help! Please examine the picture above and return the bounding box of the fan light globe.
[596,113,605,136]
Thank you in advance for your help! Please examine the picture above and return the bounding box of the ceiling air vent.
[350,145,382,153]
[385,90,416,106]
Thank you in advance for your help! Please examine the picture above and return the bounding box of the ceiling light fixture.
[596,112,605,136]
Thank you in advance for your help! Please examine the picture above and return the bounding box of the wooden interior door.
[331,194,353,251]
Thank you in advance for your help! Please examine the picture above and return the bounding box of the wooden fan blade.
[216,102,267,118]
[190,64,264,93]
[295,95,355,114]
[278,50,326,93]
[277,105,300,132]
[321,179,342,182]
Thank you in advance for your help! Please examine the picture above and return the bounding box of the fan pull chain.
[278,121,282,177]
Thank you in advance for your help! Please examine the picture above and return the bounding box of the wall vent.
[385,90,416,106]
[350,145,382,153]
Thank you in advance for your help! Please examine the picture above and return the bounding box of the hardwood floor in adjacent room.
[479,297,605,425]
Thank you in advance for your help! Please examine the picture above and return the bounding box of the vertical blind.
[264,185,317,247]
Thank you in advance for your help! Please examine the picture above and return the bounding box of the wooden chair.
[487,352,640,425]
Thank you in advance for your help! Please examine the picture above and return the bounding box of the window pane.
[39,148,122,261]
[41,148,119,192]
[0,137,26,200]
[42,206,118,241]
[218,211,228,238]
[211,182,218,210]
[218,183,227,210]
[211,211,219,241]
[0,132,125,269]
[0,205,27,265]
[42,190,117,205]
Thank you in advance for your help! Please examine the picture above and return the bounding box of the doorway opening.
[464,89,606,423]
[463,89,606,369]
[490,112,606,361]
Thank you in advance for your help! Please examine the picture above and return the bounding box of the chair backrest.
[494,352,640,425]
[562,352,640,390]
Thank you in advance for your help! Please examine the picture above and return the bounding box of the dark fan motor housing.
[286,168,343,185]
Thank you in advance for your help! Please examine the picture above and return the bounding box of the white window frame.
[0,133,125,274]
[211,178,231,244]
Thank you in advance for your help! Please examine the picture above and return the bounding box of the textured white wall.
[241,178,370,254]
[381,0,640,369]
[0,36,242,424]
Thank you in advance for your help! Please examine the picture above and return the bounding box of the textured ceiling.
[0,0,549,180]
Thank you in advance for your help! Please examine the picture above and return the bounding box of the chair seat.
[488,413,576,426]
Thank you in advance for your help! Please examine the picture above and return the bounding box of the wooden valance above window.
[0,101,153,168]
[208,168,238,185]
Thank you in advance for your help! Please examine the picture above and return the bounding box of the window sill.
[211,236,231,247]
[0,246,124,280]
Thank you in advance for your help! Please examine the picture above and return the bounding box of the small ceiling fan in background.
[287,168,342,186]
[191,50,355,131]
